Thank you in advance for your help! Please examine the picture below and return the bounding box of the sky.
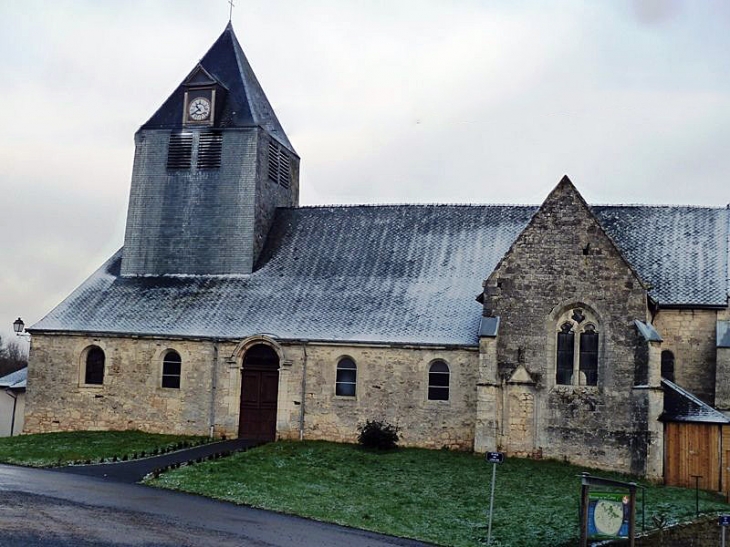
[0,0,729,347]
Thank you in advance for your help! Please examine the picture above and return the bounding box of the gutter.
[26,329,480,351]
[209,342,219,439]
[299,341,308,441]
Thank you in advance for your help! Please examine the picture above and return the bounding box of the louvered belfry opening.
[167,132,194,169]
[197,131,223,169]
[268,140,291,189]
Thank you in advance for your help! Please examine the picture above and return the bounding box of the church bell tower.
[121,23,299,276]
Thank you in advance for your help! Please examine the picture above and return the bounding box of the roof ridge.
[293,203,540,209]
[288,202,728,210]
[592,203,727,210]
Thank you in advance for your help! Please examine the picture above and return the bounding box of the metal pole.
[695,476,700,517]
[723,526,726,547]
[487,463,497,546]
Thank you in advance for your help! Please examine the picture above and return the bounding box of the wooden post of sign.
[579,473,589,547]
[628,483,637,547]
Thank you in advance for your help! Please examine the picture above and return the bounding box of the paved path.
[0,464,430,547]
[54,438,255,483]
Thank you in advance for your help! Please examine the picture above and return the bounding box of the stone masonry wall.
[653,308,718,404]
[24,334,217,435]
[482,178,658,476]
[25,334,478,450]
[287,344,479,449]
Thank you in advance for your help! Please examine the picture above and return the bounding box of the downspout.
[299,342,308,441]
[4,388,17,437]
[209,342,218,439]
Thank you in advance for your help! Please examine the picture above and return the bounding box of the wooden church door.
[239,344,280,441]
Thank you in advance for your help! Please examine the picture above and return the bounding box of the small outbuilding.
[661,378,730,492]
[0,367,27,437]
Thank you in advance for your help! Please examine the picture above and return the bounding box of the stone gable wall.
[481,179,658,475]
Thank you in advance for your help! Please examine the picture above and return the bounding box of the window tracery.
[555,308,600,386]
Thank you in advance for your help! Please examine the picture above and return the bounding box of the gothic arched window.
[556,323,575,385]
[555,308,600,386]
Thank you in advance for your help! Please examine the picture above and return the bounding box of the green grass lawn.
[148,441,729,547]
[0,430,205,467]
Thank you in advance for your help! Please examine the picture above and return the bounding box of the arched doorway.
[239,344,280,441]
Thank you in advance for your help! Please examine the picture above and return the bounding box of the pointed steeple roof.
[141,23,295,153]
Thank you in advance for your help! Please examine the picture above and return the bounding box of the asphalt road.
[0,464,429,547]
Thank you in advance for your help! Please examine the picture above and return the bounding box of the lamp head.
[12,318,24,334]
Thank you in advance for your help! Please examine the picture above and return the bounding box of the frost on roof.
[593,205,728,306]
[31,204,728,344]
[661,378,730,424]
[0,367,27,389]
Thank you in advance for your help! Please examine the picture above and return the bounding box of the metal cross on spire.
[228,0,235,22]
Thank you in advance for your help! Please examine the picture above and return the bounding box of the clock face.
[188,97,211,121]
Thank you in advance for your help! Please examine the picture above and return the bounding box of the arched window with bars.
[428,360,450,401]
[162,350,182,389]
[335,358,357,397]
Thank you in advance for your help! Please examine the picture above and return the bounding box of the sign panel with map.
[587,491,631,539]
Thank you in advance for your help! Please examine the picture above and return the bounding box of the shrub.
[357,420,399,450]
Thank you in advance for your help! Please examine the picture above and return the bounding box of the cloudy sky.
[0,0,729,345]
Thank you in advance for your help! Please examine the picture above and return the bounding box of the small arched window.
[162,350,182,389]
[336,358,357,397]
[85,347,105,385]
[428,361,450,401]
[661,350,675,382]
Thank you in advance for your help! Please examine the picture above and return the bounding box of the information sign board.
[587,491,631,539]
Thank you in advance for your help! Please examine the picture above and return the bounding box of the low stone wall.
[603,516,724,546]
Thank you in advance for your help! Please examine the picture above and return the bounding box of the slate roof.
[634,320,663,342]
[141,23,294,153]
[31,204,729,346]
[593,205,729,307]
[660,378,730,424]
[0,367,27,390]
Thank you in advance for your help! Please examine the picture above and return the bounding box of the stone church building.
[25,25,730,483]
